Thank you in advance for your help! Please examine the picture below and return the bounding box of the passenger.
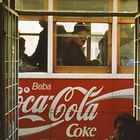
[107,113,136,140]
[127,121,140,140]
[28,19,48,71]
[19,37,28,61]
[62,22,100,66]
[57,25,66,65]
[19,37,39,72]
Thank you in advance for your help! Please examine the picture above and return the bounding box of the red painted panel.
[19,79,133,140]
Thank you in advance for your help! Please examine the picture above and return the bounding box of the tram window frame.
[18,16,134,74]
[53,17,112,73]
[117,18,135,74]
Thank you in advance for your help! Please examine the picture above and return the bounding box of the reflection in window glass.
[56,22,109,66]
[120,24,134,66]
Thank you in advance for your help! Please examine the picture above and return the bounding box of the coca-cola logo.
[18,82,103,137]
[18,82,133,138]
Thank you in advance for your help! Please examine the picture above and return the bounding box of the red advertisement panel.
[19,79,133,140]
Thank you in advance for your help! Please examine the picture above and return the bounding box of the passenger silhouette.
[62,22,100,66]
[107,113,136,140]
[28,19,48,71]
[127,121,140,140]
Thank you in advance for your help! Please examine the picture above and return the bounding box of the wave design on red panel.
[87,88,134,104]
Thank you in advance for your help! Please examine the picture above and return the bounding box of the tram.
[0,0,138,140]
[17,1,137,140]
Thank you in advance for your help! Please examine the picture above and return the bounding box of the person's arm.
[87,59,101,66]
[68,46,87,66]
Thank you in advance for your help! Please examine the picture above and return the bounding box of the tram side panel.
[18,78,133,140]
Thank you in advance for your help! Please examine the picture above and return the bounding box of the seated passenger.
[19,37,39,72]
[107,113,136,140]
[127,121,140,140]
[27,19,48,71]
[62,22,100,66]
[57,25,66,65]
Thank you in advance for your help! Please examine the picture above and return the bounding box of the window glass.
[18,20,48,72]
[15,0,48,11]
[118,0,138,13]
[56,22,109,67]
[54,0,112,12]
[19,21,42,34]
[15,0,138,13]
[91,23,109,66]
[19,35,39,56]
[120,24,134,67]
[19,21,42,56]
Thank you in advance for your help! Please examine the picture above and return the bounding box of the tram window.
[117,18,135,74]
[53,0,111,12]
[120,24,134,67]
[19,21,42,56]
[54,19,112,73]
[118,0,138,13]
[19,35,39,56]
[18,20,48,72]
[15,0,48,11]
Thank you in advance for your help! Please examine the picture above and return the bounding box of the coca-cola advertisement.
[19,79,133,140]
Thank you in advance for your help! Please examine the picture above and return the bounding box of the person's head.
[113,113,136,140]
[127,121,140,140]
[39,18,48,28]
[72,22,90,47]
